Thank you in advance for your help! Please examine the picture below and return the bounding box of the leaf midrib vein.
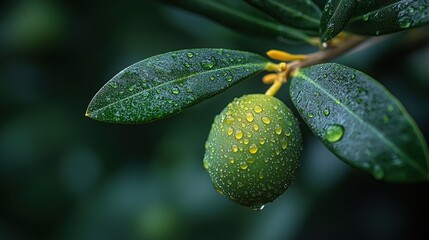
[266,0,320,24]
[297,72,427,176]
[349,1,401,23]
[202,0,309,41]
[89,63,266,116]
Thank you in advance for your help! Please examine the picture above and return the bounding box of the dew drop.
[240,162,248,170]
[187,52,194,58]
[281,140,288,150]
[259,172,264,179]
[275,125,282,135]
[325,124,345,143]
[210,76,215,81]
[225,116,235,125]
[259,138,266,144]
[323,108,330,116]
[203,159,209,170]
[201,58,217,70]
[128,84,136,92]
[307,112,314,118]
[249,144,259,154]
[214,185,224,195]
[262,116,271,124]
[235,130,243,140]
[253,124,259,131]
[362,14,369,21]
[229,158,235,164]
[399,18,412,29]
[227,127,234,135]
[246,112,254,122]
[254,105,263,113]
[171,88,180,95]
[243,139,249,145]
[321,42,328,48]
[226,74,233,82]
[246,158,255,164]
[231,144,238,152]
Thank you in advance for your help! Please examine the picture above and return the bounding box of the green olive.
[203,94,302,210]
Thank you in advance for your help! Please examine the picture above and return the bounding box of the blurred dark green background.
[1,1,428,240]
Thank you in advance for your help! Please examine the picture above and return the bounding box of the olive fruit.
[203,94,302,209]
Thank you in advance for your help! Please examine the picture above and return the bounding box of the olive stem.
[264,35,368,96]
[288,35,368,76]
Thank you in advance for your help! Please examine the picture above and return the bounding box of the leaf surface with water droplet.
[347,0,429,35]
[319,0,358,42]
[86,49,269,123]
[290,63,429,182]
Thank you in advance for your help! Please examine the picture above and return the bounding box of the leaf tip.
[85,110,91,118]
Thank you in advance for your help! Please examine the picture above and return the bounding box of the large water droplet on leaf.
[171,88,180,95]
[325,124,344,143]
[249,144,258,154]
[201,58,217,70]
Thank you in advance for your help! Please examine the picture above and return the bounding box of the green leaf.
[244,0,322,31]
[320,0,358,43]
[160,0,313,43]
[347,0,429,36]
[86,49,269,124]
[290,63,429,182]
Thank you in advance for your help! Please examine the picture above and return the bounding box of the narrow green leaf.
[320,0,358,43]
[244,0,322,31]
[290,63,429,182]
[160,0,312,43]
[348,0,429,36]
[86,49,269,124]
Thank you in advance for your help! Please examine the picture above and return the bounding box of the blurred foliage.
[0,0,428,240]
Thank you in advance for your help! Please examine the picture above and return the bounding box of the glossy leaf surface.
[290,63,429,182]
[160,0,312,42]
[244,0,322,31]
[348,0,429,35]
[320,0,358,42]
[86,49,269,123]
